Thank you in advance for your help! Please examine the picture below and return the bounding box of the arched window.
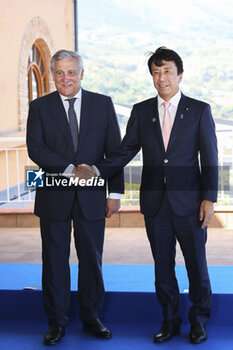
[27,42,49,103]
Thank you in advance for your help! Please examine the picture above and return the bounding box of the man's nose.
[62,74,70,81]
[158,72,165,81]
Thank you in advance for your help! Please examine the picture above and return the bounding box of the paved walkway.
[0,227,233,265]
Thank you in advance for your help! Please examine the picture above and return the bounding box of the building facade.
[0,0,75,135]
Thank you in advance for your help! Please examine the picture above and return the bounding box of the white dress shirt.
[60,89,121,199]
[60,89,82,178]
[157,90,181,128]
[158,90,181,184]
[60,89,82,126]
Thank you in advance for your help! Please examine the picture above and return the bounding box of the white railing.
[0,137,232,207]
[0,139,35,205]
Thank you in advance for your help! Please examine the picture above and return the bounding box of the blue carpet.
[0,322,233,350]
[1,290,233,325]
[1,263,233,293]
[1,264,233,349]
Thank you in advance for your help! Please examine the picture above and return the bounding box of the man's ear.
[178,72,183,83]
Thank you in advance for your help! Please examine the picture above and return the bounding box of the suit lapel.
[48,91,74,150]
[78,89,94,150]
[150,96,164,151]
[167,93,189,151]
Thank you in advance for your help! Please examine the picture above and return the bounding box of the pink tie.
[162,101,172,151]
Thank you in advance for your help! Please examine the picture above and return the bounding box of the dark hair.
[148,46,183,75]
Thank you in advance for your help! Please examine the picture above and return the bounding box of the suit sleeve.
[26,101,70,173]
[104,98,124,194]
[199,104,218,202]
[98,105,141,182]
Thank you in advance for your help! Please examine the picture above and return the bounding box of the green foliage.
[220,106,233,119]
[79,0,233,122]
[124,182,140,191]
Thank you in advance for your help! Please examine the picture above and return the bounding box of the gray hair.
[50,49,84,73]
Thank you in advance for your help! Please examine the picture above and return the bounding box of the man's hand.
[72,164,96,180]
[199,200,214,228]
[106,198,121,218]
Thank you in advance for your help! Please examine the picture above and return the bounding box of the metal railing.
[0,139,35,206]
[0,137,232,208]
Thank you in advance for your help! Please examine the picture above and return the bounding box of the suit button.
[164,159,168,163]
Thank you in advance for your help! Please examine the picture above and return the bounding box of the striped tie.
[66,98,78,151]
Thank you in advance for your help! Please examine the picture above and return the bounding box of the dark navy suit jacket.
[97,93,218,217]
[27,89,124,221]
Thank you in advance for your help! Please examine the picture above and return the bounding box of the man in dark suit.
[79,47,218,344]
[26,49,124,345]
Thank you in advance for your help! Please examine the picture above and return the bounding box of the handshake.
[71,164,97,180]
[69,164,120,218]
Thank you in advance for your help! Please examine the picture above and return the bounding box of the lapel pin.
[152,118,156,122]
[180,114,184,119]
[185,107,189,111]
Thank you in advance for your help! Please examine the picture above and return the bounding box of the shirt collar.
[158,90,181,108]
[59,88,82,103]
